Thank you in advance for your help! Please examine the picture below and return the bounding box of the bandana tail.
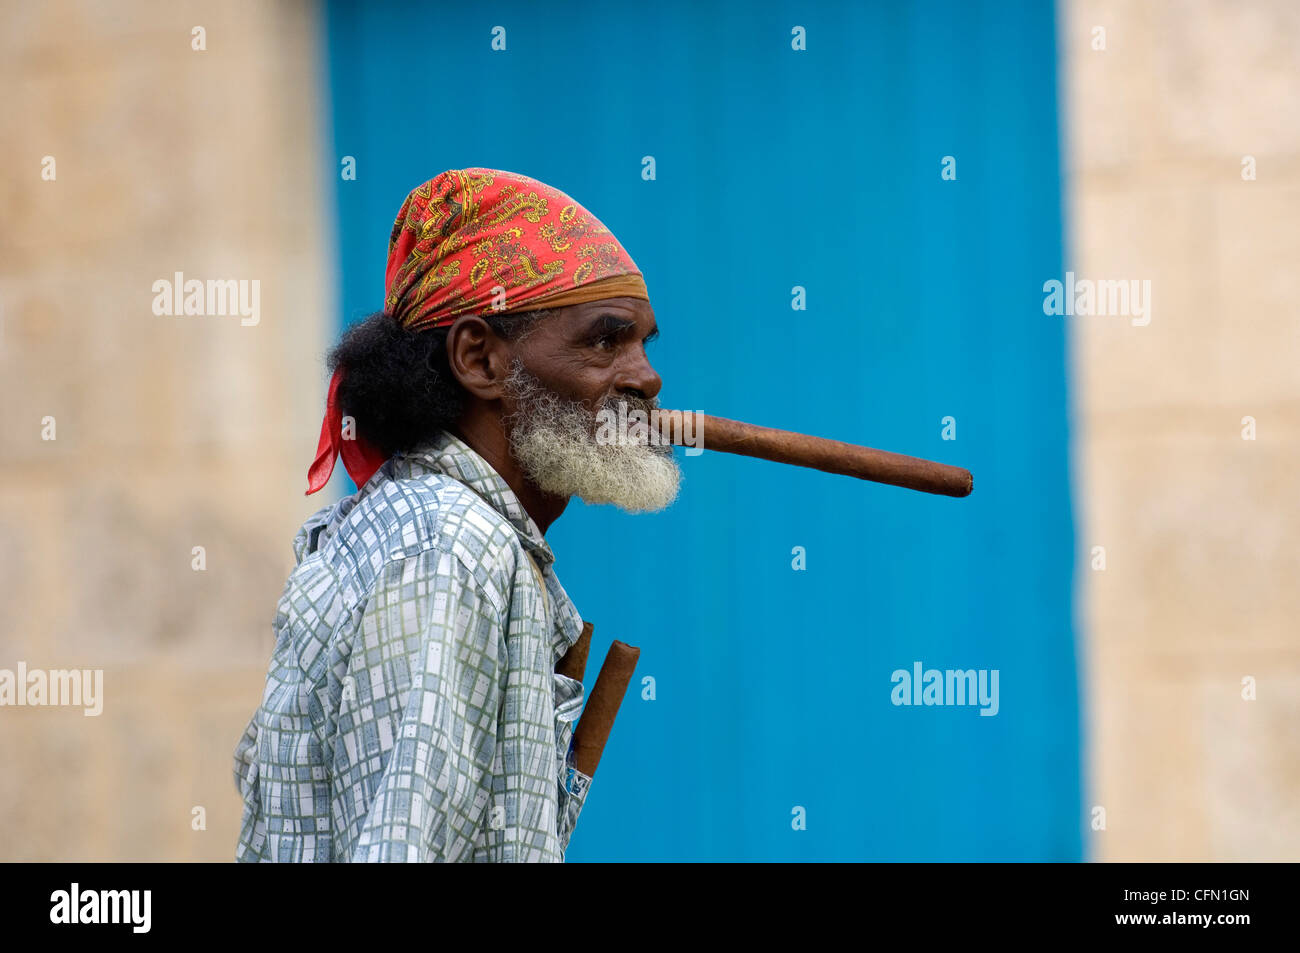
[305,366,389,495]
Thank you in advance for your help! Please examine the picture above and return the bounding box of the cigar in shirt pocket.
[562,622,641,780]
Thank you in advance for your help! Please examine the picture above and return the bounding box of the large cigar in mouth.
[651,410,973,498]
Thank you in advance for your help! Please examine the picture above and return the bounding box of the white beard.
[502,360,682,513]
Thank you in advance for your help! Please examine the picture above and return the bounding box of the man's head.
[489,297,679,512]
[329,296,680,512]
[308,167,675,512]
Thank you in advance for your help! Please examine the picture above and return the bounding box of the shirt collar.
[393,430,557,568]
[395,431,585,661]
[293,429,585,659]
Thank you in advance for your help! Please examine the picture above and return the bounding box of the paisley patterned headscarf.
[306,168,649,495]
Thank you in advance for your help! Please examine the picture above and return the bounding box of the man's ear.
[446,316,512,400]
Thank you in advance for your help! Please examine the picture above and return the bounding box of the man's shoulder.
[335,470,523,576]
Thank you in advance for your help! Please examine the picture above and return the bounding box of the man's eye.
[592,334,616,351]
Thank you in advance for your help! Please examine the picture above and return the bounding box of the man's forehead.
[566,297,653,318]
[552,297,656,330]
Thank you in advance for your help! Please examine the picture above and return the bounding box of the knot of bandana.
[306,168,648,495]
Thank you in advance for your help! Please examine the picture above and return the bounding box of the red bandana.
[306,168,648,495]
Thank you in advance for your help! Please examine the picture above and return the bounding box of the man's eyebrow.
[584,313,636,336]
[582,313,659,343]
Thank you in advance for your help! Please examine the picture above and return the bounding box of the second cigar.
[650,410,974,498]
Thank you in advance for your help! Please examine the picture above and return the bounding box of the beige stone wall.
[1064,0,1300,859]
[0,1,335,860]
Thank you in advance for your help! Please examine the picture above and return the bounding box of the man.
[233,168,680,862]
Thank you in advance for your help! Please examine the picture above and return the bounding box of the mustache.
[597,391,659,417]
[503,362,666,449]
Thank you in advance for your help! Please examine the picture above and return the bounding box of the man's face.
[499,297,681,512]
[508,296,662,410]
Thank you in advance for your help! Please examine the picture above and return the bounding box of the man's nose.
[615,349,663,402]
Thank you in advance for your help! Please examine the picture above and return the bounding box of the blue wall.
[324,0,1080,861]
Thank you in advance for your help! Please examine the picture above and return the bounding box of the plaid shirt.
[233,430,592,862]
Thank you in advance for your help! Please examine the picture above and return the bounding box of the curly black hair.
[327,308,550,458]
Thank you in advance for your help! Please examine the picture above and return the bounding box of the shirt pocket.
[553,672,589,848]
[560,761,593,851]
